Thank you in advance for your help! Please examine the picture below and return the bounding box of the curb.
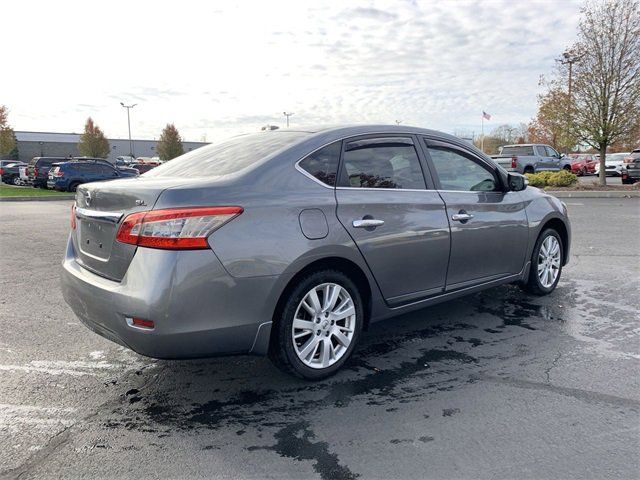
[0,195,75,202]
[547,190,640,198]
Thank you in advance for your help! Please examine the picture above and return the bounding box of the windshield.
[606,154,627,161]
[144,131,310,178]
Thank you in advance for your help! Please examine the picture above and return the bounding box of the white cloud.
[2,0,582,141]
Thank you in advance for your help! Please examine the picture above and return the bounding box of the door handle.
[353,219,384,228]
[451,213,474,222]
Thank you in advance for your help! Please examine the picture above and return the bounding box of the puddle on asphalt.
[95,279,637,480]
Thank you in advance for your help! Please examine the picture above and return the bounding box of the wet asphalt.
[0,198,639,480]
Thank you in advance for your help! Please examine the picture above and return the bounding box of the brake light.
[0,168,4,175]
[71,204,76,230]
[115,206,243,250]
[511,156,518,169]
[34,167,39,177]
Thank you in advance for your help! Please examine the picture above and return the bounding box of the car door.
[422,138,529,290]
[544,146,562,171]
[335,135,451,306]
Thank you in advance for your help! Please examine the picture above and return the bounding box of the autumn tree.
[0,105,18,160]
[78,118,110,158]
[157,124,184,161]
[527,86,579,152]
[565,0,640,185]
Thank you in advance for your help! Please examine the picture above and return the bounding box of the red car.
[569,154,598,175]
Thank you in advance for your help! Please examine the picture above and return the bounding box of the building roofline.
[14,130,208,145]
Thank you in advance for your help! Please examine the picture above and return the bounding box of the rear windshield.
[145,131,309,178]
[500,146,534,156]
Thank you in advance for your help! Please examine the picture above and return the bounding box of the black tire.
[269,269,364,380]
[68,182,80,192]
[12,176,21,186]
[522,228,563,296]
[580,167,587,176]
[523,166,535,174]
[563,165,572,171]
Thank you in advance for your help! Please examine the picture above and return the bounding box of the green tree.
[78,117,110,158]
[0,105,18,159]
[0,105,8,128]
[157,124,184,161]
[565,0,640,185]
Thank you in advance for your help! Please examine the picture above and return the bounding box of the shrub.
[524,170,578,188]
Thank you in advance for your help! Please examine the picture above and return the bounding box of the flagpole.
[481,114,484,152]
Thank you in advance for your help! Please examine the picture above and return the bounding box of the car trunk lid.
[73,177,195,281]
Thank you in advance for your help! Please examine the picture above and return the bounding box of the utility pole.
[283,111,294,128]
[395,120,402,125]
[120,102,137,158]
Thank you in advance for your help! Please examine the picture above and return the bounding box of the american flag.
[482,111,492,121]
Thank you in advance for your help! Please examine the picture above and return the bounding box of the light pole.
[120,102,137,158]
[283,111,294,128]
[395,120,402,125]
[560,50,581,153]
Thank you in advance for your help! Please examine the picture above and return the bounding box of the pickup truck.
[491,144,572,174]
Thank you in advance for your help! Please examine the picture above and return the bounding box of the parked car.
[568,154,598,175]
[116,155,136,165]
[48,159,139,191]
[0,161,28,185]
[594,153,630,176]
[131,162,156,174]
[61,125,571,379]
[26,157,68,188]
[0,159,21,169]
[621,149,640,184]
[491,144,572,174]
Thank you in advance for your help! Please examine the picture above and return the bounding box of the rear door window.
[339,137,426,189]
[298,141,341,186]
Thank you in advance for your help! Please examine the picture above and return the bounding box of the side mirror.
[560,153,566,159]
[508,172,527,191]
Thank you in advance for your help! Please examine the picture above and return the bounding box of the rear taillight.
[0,168,4,175]
[511,156,518,169]
[71,204,76,230]
[54,170,64,177]
[34,167,39,177]
[115,206,243,250]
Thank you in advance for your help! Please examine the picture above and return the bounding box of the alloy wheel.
[537,236,561,288]
[292,283,356,369]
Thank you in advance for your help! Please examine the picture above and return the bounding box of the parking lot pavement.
[1,198,638,479]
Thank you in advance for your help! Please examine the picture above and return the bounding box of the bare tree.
[567,0,640,185]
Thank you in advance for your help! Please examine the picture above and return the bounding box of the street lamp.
[560,49,582,154]
[120,102,137,158]
[283,111,294,128]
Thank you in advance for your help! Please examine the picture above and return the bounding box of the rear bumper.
[61,236,279,358]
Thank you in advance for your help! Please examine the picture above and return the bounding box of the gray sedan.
[61,125,571,379]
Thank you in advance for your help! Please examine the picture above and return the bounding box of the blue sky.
[3,0,582,141]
